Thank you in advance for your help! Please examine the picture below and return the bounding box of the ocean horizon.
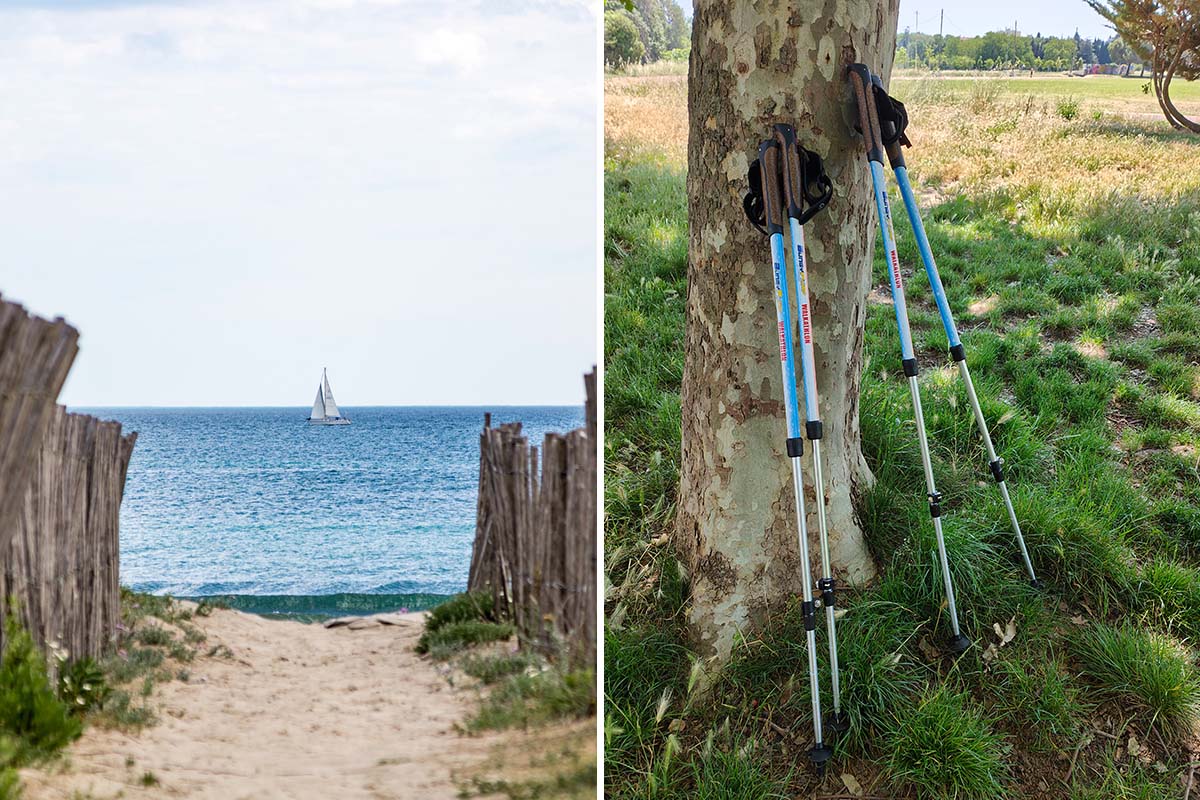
[72,405,584,617]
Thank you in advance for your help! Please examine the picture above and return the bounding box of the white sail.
[322,370,342,418]
[309,385,326,420]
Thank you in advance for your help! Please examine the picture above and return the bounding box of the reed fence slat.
[467,369,596,666]
[0,295,79,551]
[0,406,136,660]
[0,295,136,662]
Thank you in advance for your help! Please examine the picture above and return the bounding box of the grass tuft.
[882,687,1008,800]
[416,620,514,658]
[1069,622,1200,736]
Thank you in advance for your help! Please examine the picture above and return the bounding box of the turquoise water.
[74,407,583,615]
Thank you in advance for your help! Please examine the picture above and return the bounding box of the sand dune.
[19,608,514,799]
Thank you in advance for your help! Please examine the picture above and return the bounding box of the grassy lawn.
[605,71,1200,799]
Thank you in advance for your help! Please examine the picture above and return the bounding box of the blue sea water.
[72,406,583,615]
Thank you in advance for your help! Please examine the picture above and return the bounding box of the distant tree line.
[604,0,690,69]
[893,29,1147,72]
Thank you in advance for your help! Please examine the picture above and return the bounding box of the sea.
[71,406,583,619]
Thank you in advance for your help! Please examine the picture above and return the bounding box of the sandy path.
[19,609,508,800]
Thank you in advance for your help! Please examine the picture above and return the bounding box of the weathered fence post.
[466,368,597,666]
[0,296,137,660]
[0,296,79,550]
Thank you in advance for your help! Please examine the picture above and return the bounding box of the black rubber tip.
[1030,578,1044,590]
[825,711,850,736]
[809,744,833,769]
[947,633,971,654]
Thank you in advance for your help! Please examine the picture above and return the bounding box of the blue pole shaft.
[891,165,1039,585]
[867,160,965,643]
[894,166,960,348]
[769,230,825,747]
[785,216,842,720]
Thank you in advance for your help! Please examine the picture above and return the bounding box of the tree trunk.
[677,0,897,659]
[1159,49,1200,133]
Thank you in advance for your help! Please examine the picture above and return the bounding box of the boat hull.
[307,418,351,425]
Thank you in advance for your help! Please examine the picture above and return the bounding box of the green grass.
[470,668,596,732]
[460,760,597,800]
[459,651,541,685]
[882,687,1008,800]
[1070,622,1200,736]
[416,620,515,658]
[423,591,496,633]
[604,76,1200,797]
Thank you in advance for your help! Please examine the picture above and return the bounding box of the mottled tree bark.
[677,0,898,660]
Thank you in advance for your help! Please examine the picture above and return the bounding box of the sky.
[897,0,1114,40]
[0,0,597,407]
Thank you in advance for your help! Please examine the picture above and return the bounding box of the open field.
[605,70,1200,799]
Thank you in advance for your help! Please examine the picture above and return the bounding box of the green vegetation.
[418,593,596,794]
[460,761,597,800]
[882,687,1008,800]
[1071,623,1200,735]
[460,651,541,685]
[605,71,1200,799]
[423,591,496,633]
[0,617,82,767]
[894,29,1132,72]
[470,669,596,732]
[603,0,688,69]
[57,658,110,716]
[416,620,516,658]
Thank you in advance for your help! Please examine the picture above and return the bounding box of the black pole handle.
[869,71,910,169]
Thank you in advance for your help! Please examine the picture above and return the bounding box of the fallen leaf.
[1127,733,1140,757]
[1070,615,1087,626]
[982,642,999,664]
[840,772,864,797]
[992,617,1017,646]
[918,636,940,662]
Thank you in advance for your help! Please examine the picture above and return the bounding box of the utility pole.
[939,9,944,37]
[915,10,919,32]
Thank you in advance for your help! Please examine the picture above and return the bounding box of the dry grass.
[604,74,688,165]
[604,73,1200,210]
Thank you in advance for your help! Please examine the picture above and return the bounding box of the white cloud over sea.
[0,0,598,406]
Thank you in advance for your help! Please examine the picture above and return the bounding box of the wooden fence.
[0,296,79,551]
[0,296,137,661]
[467,369,597,666]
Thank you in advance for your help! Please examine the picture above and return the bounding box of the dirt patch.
[968,295,999,315]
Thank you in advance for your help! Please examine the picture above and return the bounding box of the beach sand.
[19,606,588,799]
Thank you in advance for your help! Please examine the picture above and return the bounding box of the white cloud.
[415,28,485,73]
[0,0,597,406]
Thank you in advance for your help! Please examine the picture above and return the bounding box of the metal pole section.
[891,164,1041,588]
[869,158,967,652]
[774,123,848,735]
[908,374,961,638]
[758,140,831,765]
[849,64,969,652]
[787,211,847,731]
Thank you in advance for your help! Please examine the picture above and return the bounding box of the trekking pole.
[745,138,832,767]
[867,71,1041,589]
[772,124,849,736]
[847,64,970,653]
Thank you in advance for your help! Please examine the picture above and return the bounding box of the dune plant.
[0,617,82,765]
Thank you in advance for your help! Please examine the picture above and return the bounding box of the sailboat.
[307,368,351,425]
